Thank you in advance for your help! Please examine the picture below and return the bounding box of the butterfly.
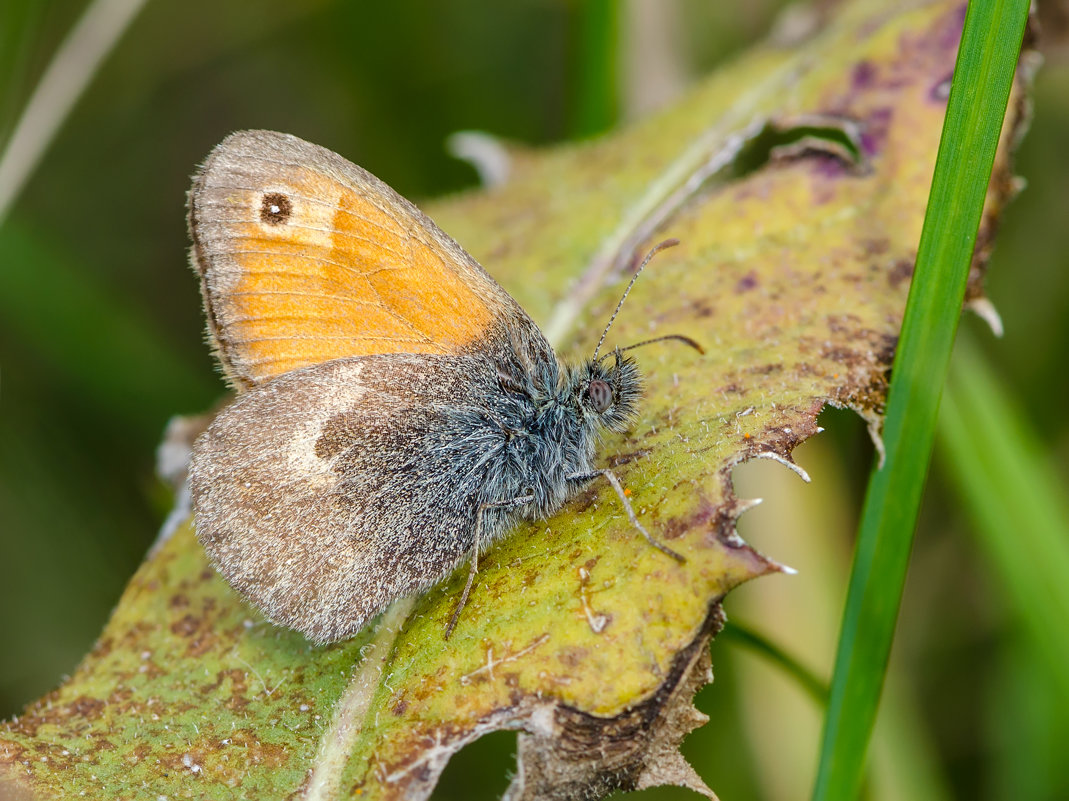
[187,130,693,644]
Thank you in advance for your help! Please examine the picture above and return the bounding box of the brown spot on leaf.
[660,493,720,543]
[876,334,898,364]
[606,449,651,467]
[863,238,891,255]
[170,614,199,638]
[232,730,291,768]
[569,486,598,514]
[67,696,106,720]
[734,271,758,293]
[745,363,782,376]
[558,646,588,668]
[689,298,715,318]
[852,59,877,89]
[826,313,863,333]
[888,258,914,287]
[821,345,863,366]
[860,106,893,156]
[810,152,852,183]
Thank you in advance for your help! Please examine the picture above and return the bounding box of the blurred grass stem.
[0,0,147,226]
[940,336,1069,708]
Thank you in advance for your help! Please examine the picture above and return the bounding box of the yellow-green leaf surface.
[0,0,1028,798]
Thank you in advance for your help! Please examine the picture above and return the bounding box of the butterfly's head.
[573,351,642,433]
[567,238,702,434]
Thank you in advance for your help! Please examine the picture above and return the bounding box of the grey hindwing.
[190,351,577,643]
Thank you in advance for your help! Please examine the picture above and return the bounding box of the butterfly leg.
[567,469,686,563]
[444,493,535,639]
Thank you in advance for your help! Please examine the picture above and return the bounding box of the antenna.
[598,333,705,363]
[592,238,679,361]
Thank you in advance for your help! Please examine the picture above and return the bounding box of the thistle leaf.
[0,0,1031,798]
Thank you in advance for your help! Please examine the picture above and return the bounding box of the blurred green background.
[1,2,1067,799]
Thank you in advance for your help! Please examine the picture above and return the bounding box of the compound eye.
[587,379,613,413]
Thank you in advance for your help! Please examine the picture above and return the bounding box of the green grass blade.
[939,336,1069,707]
[812,2,1031,799]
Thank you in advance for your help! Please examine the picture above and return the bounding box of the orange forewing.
[189,131,501,387]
